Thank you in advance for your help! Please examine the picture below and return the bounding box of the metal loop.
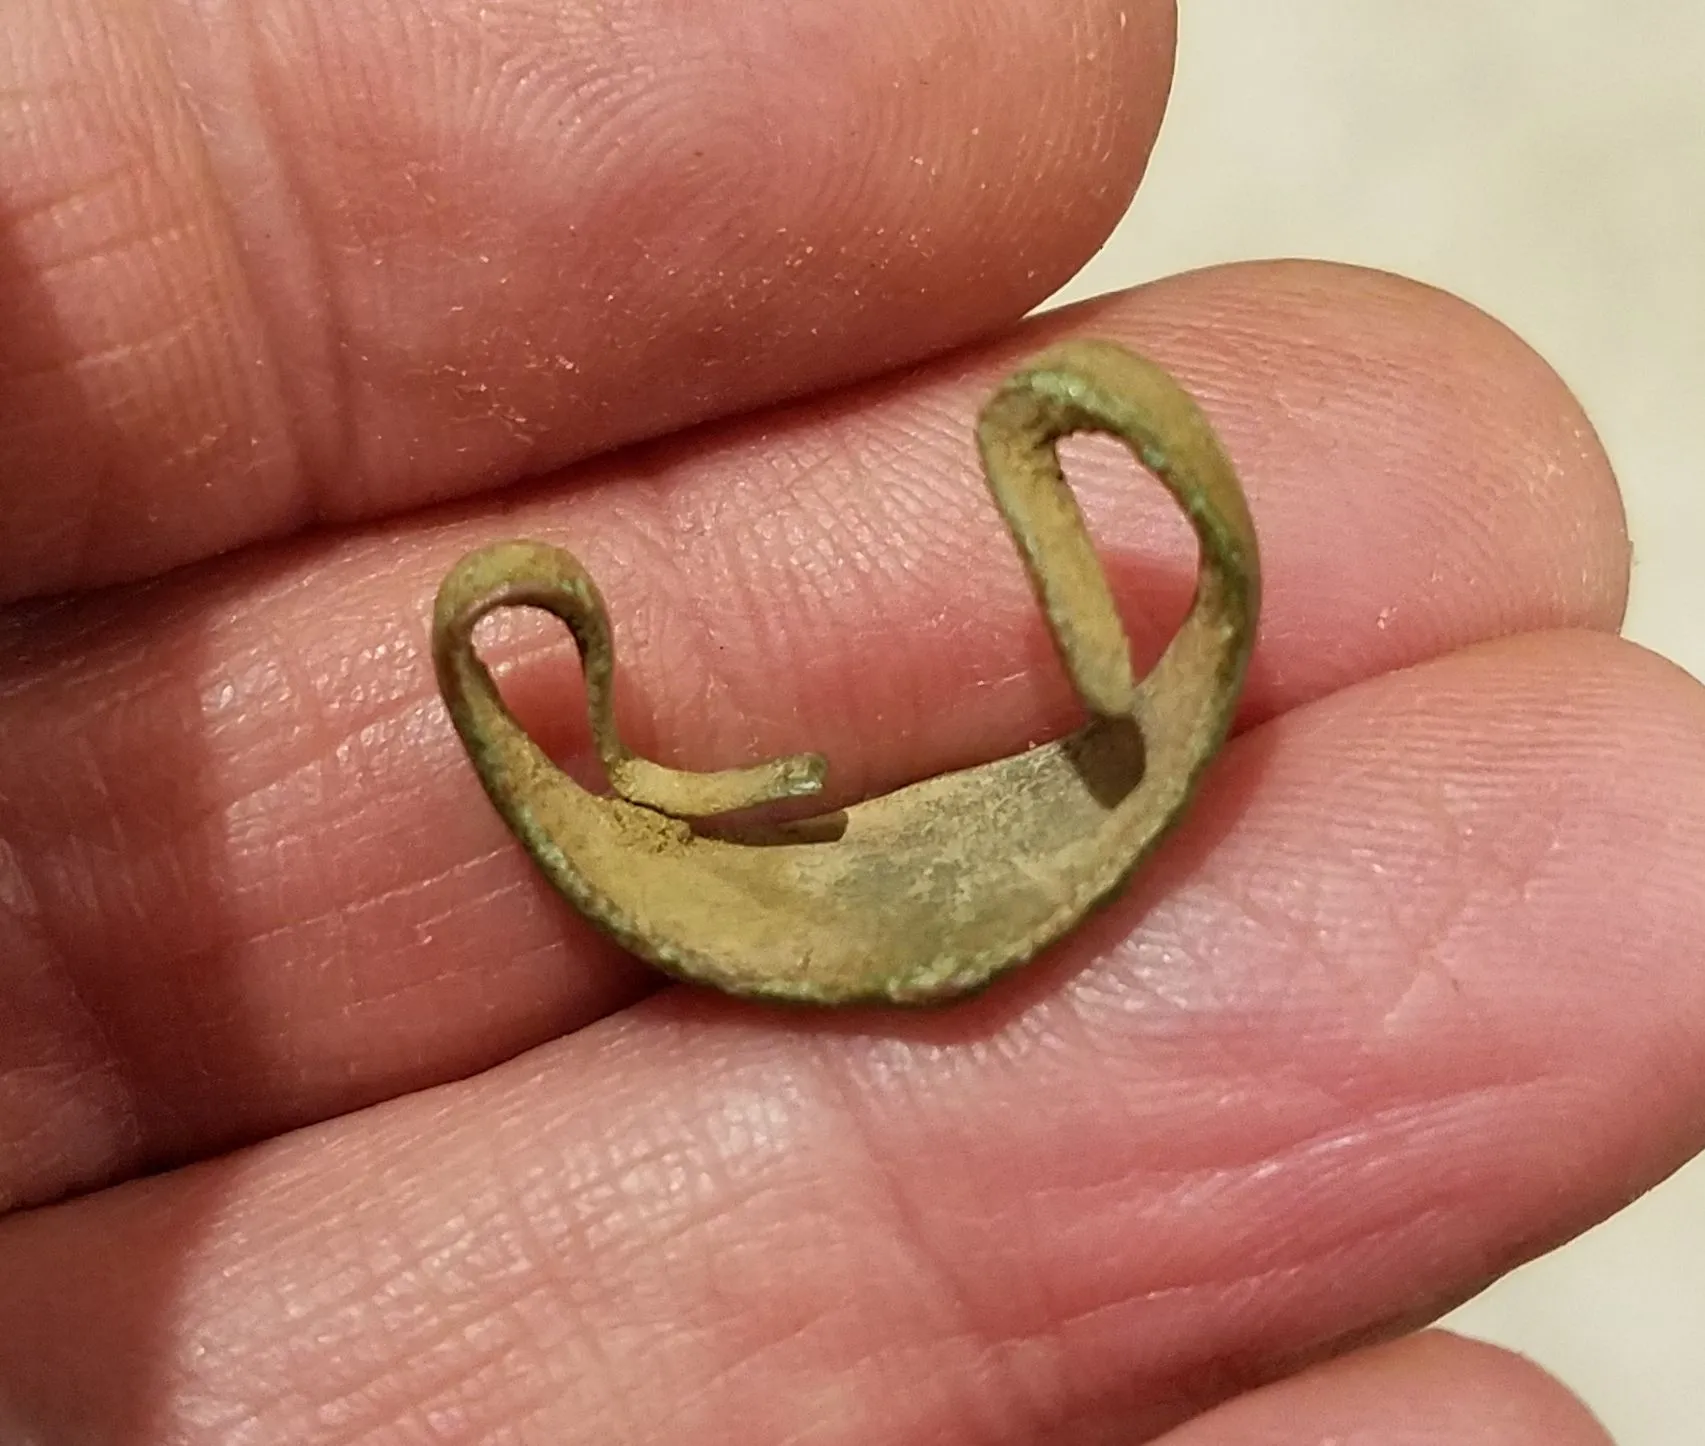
[432,339,1259,1005]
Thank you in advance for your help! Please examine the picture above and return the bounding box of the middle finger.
[0,261,1627,1209]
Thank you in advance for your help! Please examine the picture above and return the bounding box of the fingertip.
[1157,1332,1613,1446]
[0,0,1180,599]
[1388,264,1631,628]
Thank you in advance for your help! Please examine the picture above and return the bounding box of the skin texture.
[0,0,1167,598]
[1153,1333,1616,1445]
[0,1,1701,1443]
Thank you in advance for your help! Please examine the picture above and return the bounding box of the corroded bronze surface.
[432,340,1259,1004]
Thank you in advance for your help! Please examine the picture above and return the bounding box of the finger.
[2,635,1700,1445]
[0,263,1628,1208]
[0,0,1174,600]
[1153,1333,1612,1446]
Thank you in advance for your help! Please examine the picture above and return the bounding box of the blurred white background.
[1046,5,1705,1442]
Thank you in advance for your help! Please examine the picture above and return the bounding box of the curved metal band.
[432,339,1259,1005]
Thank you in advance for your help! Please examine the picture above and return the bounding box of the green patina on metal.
[431,339,1260,1005]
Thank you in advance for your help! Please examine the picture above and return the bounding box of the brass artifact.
[432,339,1259,1005]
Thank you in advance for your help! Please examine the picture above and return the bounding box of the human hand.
[2,3,1700,1442]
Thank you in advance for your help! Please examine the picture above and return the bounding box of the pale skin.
[0,2,1700,1443]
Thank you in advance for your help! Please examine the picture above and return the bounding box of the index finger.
[0,0,1174,600]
